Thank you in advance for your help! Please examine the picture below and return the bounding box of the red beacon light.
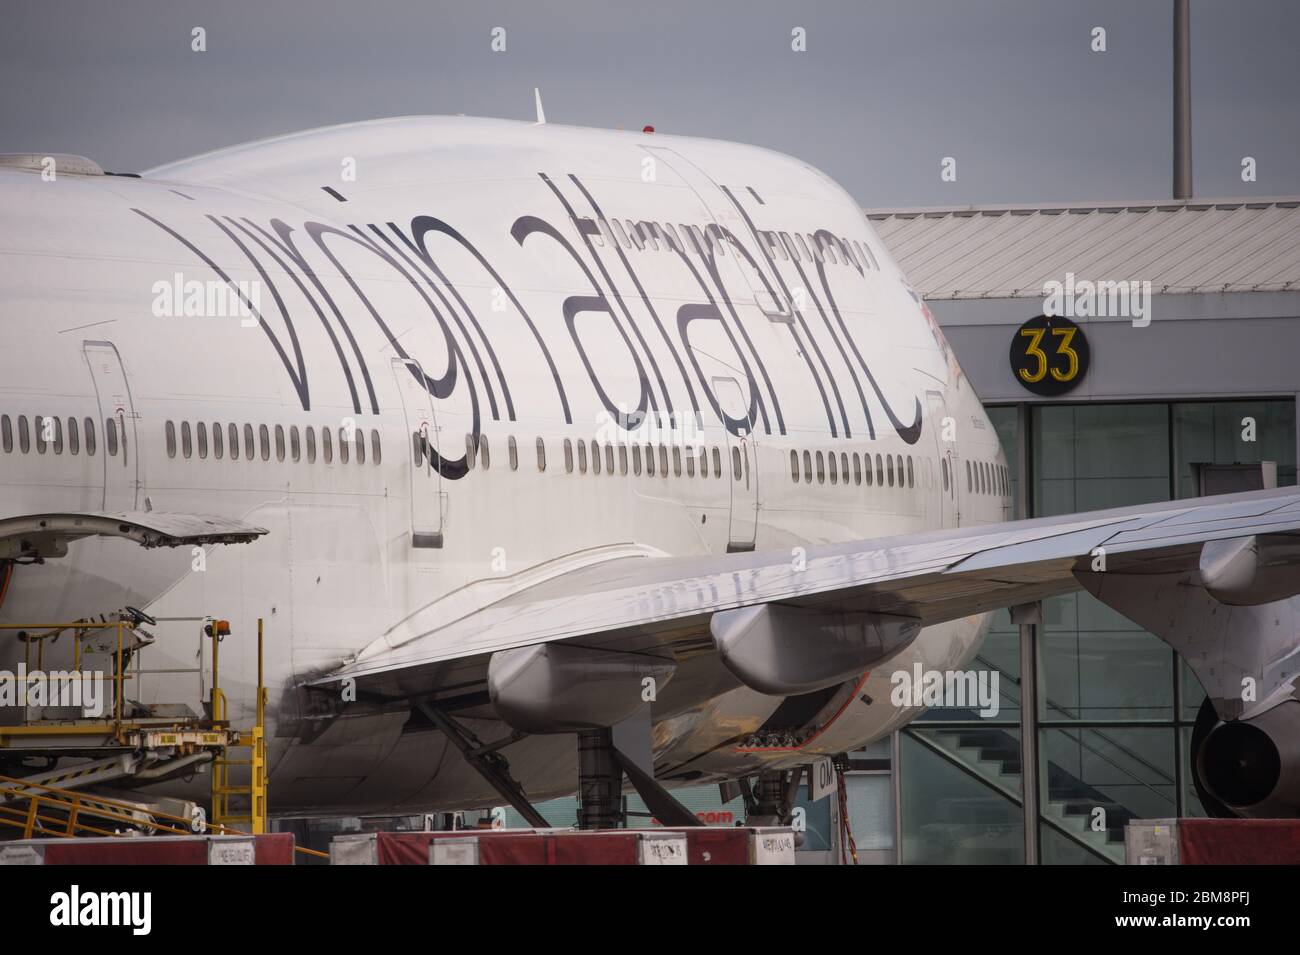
[642,125,655,134]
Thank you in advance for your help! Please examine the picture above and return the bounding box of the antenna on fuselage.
[534,88,546,125]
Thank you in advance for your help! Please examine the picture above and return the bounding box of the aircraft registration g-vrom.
[2,110,1299,826]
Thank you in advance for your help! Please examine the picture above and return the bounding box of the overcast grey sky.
[2,0,1296,206]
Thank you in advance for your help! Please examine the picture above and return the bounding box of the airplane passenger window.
[711,447,721,477]
[619,444,628,475]
[823,239,838,265]
[1,415,10,453]
[659,444,668,477]
[711,228,727,257]
[244,424,255,461]
[84,418,95,456]
[275,425,285,462]
[259,425,270,461]
[796,234,812,261]
[604,443,614,474]
[841,453,849,484]
[734,446,744,481]
[691,226,708,256]
[966,460,972,493]
[816,451,825,484]
[597,219,615,247]
[306,427,316,464]
[790,450,800,482]
[632,444,641,475]
[672,446,682,476]
[338,429,349,464]
[67,417,79,456]
[625,220,644,250]
[197,422,208,459]
[771,233,788,261]
[685,446,695,477]
[536,436,546,472]
[52,417,63,454]
[696,445,707,478]
[612,219,630,249]
[665,224,684,253]
[645,444,655,476]
[322,426,333,464]
[803,450,812,483]
[35,416,47,454]
[508,435,518,471]
[861,241,880,270]
[828,452,838,484]
[166,421,177,458]
[355,428,365,464]
[780,233,799,262]
[577,439,587,473]
[228,423,238,459]
[182,422,192,459]
[885,456,893,487]
[289,426,300,462]
[853,453,861,485]
[103,417,115,457]
[908,456,915,488]
[213,422,223,459]
[371,430,381,465]
[564,438,573,473]
[411,431,423,467]
[478,435,488,470]
[592,440,602,474]
[465,434,476,470]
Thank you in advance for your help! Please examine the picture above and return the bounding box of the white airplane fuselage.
[0,117,1010,814]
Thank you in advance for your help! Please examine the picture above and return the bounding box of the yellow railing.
[0,614,294,852]
[3,620,131,735]
[0,772,326,859]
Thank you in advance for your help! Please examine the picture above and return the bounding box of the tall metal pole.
[1173,0,1193,200]
[1016,403,1039,864]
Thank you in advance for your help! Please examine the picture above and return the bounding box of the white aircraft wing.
[315,487,1300,719]
[0,511,269,560]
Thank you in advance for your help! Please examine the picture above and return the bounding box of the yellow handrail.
[0,772,326,860]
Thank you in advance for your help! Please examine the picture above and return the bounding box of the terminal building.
[866,194,1300,864]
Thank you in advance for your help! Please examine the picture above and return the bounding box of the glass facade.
[897,398,1296,864]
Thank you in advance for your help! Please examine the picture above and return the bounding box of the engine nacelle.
[487,643,675,734]
[1199,700,1300,817]
[1199,535,1300,606]
[710,604,920,696]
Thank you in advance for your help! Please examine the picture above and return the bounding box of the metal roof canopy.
[866,196,1300,300]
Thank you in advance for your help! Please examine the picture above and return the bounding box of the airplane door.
[926,390,960,528]
[83,341,139,511]
[714,376,758,552]
[641,146,790,320]
[391,358,444,548]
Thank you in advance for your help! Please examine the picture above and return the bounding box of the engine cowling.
[1197,700,1300,817]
